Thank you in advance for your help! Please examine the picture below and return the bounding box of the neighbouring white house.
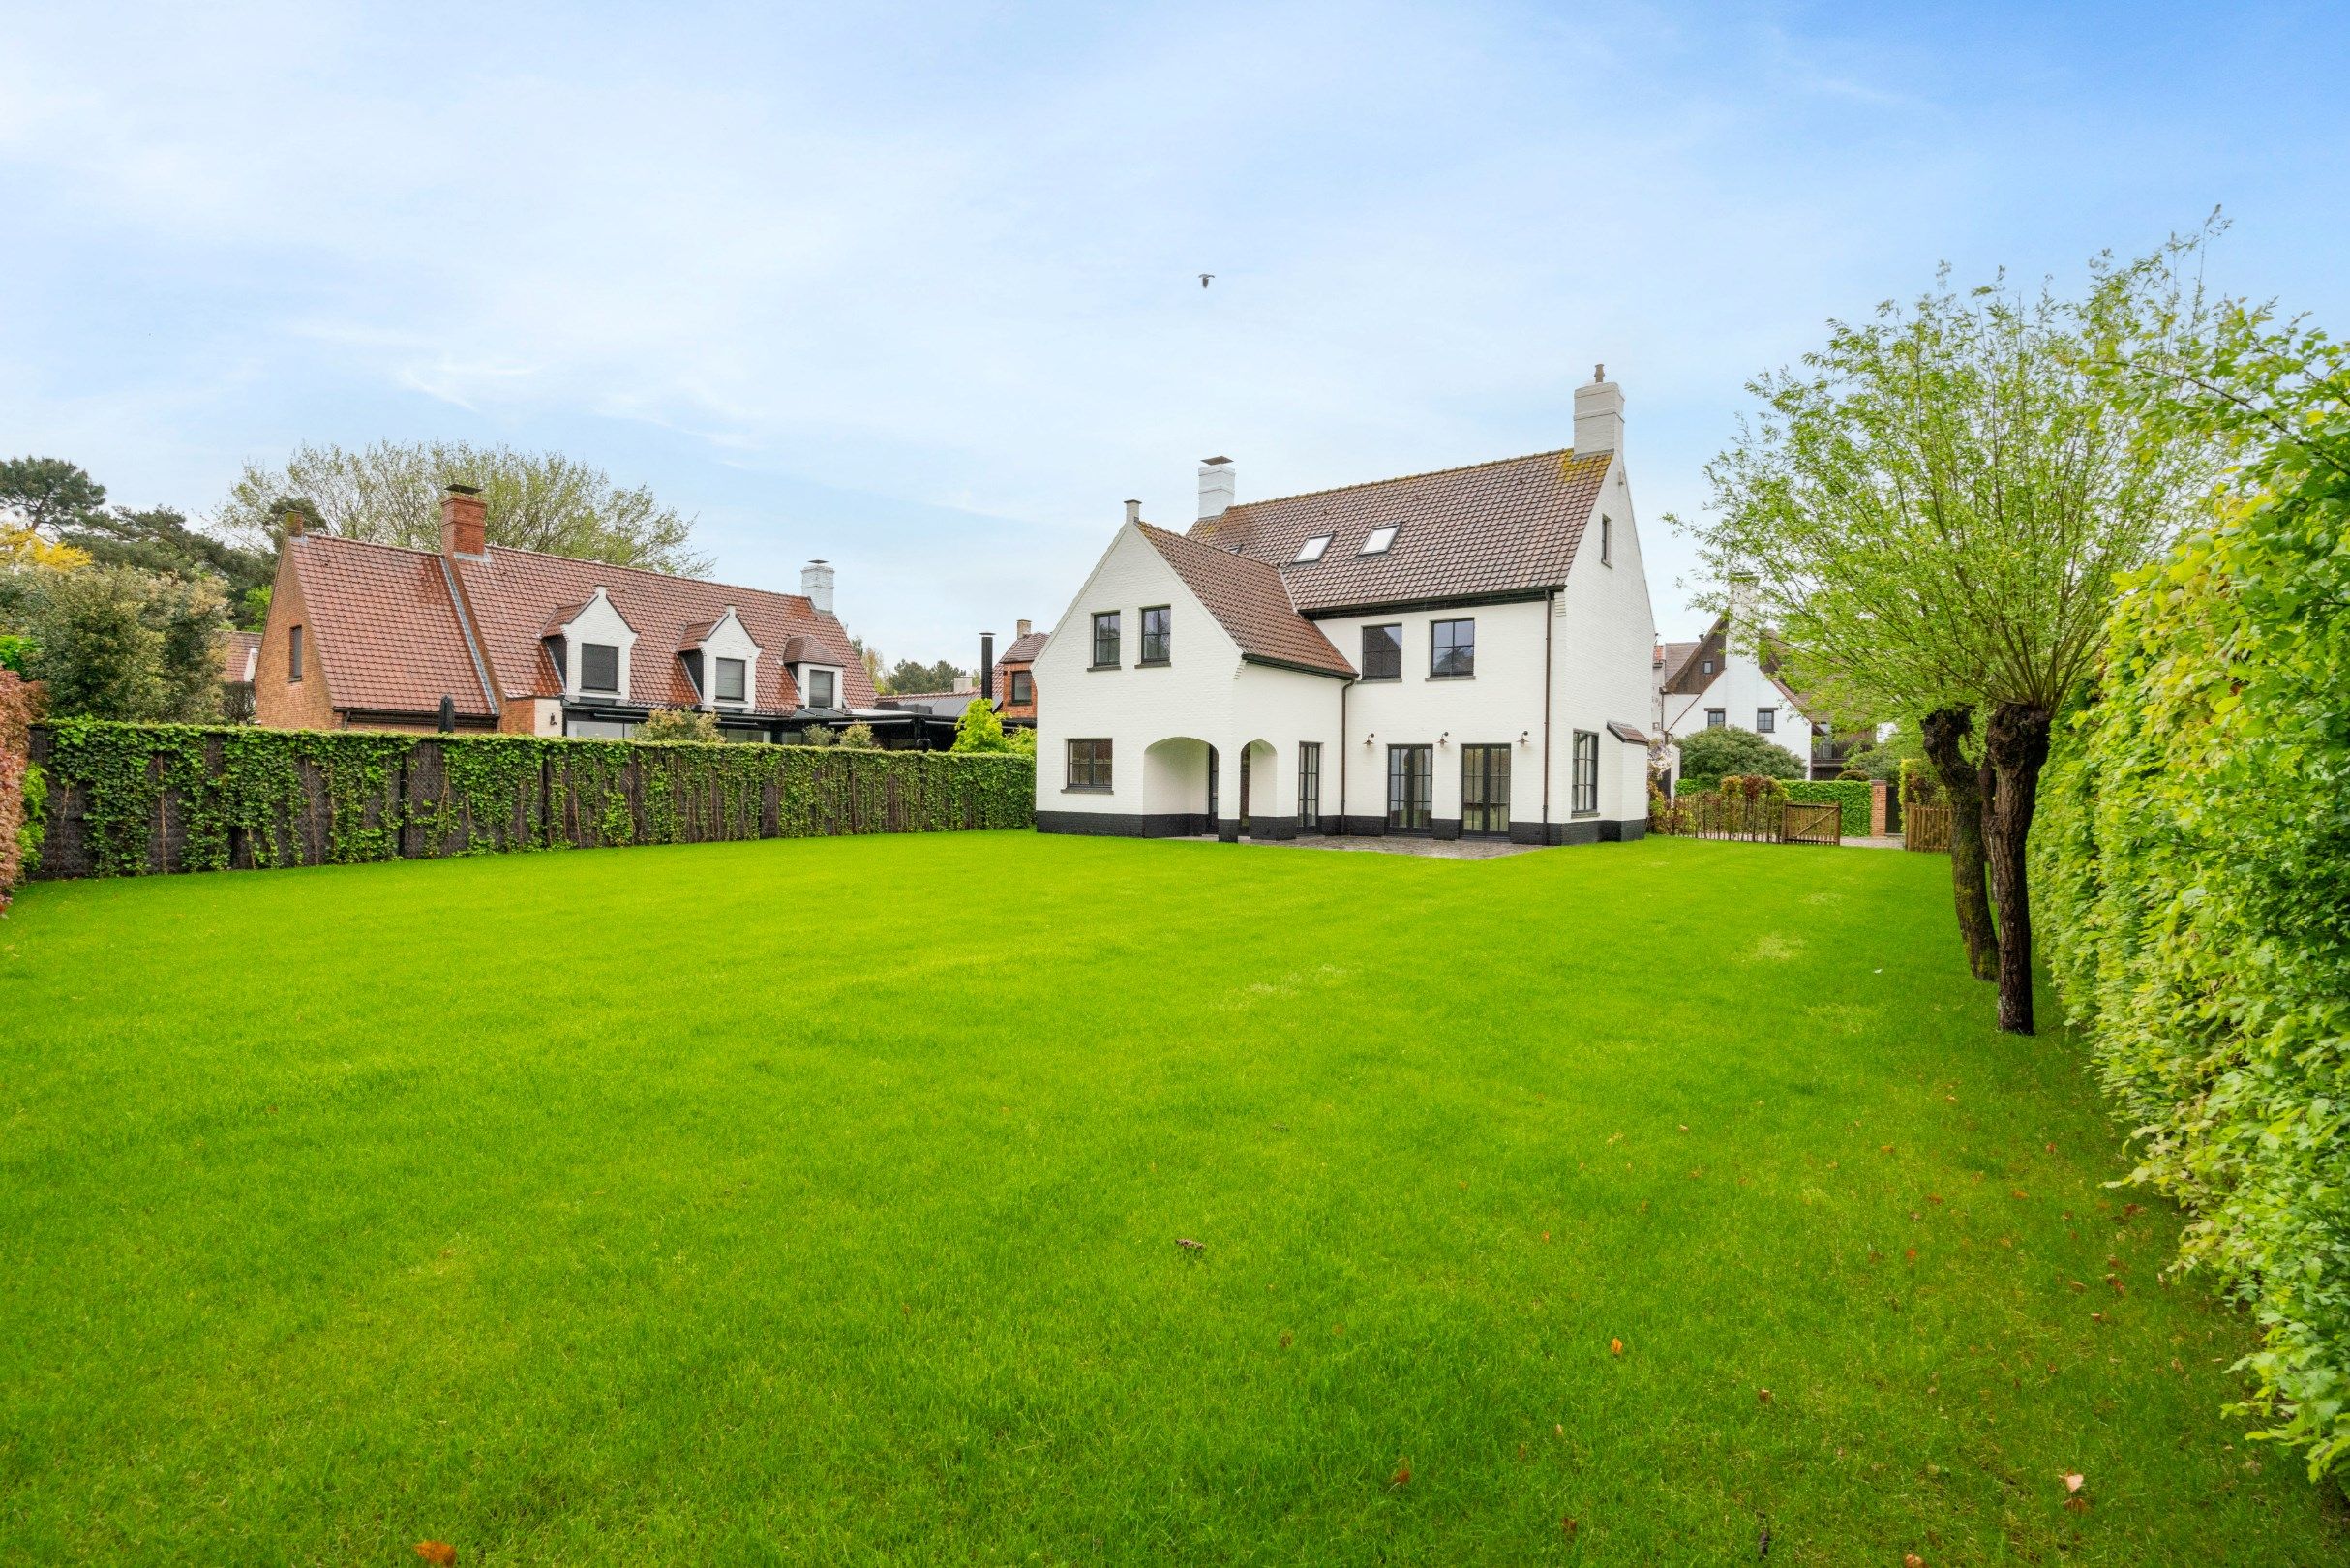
[1031,368,1659,845]
[1651,583,1823,777]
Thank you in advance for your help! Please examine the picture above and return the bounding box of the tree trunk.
[1920,706,1999,981]
[1983,702,2052,1035]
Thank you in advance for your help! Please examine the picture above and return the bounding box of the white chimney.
[1572,364,1624,459]
[1197,456,1235,521]
[1124,498,1142,525]
[801,558,835,615]
[1016,618,1032,639]
[1726,572,1758,655]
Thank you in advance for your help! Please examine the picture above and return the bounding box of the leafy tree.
[1672,725,1802,789]
[881,657,964,695]
[61,506,274,628]
[639,708,720,742]
[19,564,227,721]
[0,633,33,676]
[0,456,107,536]
[215,440,708,576]
[1680,230,2226,1032]
[950,697,1016,753]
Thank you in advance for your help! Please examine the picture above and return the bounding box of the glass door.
[1461,745,1511,834]
[1387,744,1432,831]
[1298,743,1321,831]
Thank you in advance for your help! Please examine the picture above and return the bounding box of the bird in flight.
[1198,273,1214,288]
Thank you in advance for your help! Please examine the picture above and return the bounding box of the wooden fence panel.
[1905,805,1953,853]
[1780,801,1842,846]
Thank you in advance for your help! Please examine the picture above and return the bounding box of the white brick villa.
[1033,371,1660,844]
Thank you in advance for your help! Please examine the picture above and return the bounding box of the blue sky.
[5,2,2344,664]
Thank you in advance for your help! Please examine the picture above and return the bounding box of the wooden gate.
[1905,805,1953,852]
[1779,801,1842,846]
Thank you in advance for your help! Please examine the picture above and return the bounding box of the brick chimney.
[1197,456,1235,521]
[440,483,487,558]
[1572,364,1624,459]
[801,559,835,615]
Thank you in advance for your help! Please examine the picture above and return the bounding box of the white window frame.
[714,656,747,703]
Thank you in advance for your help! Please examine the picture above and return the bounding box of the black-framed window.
[287,624,304,681]
[1009,670,1033,704]
[1067,738,1113,789]
[806,668,836,708]
[1298,741,1321,830]
[1755,707,1776,733]
[1600,514,1612,565]
[1431,618,1475,678]
[1361,623,1402,680]
[1701,658,1715,674]
[1091,612,1120,667]
[581,642,620,693]
[1572,731,1599,816]
[1139,605,1170,664]
[715,656,747,702]
[1704,708,1726,728]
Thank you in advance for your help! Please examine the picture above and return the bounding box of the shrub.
[797,724,838,747]
[951,698,1017,754]
[639,708,720,743]
[1675,726,1803,792]
[17,563,226,721]
[836,722,879,751]
[1836,768,1867,782]
[0,671,41,907]
[2036,414,2350,1484]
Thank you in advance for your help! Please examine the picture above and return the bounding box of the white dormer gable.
[547,587,639,701]
[682,606,764,709]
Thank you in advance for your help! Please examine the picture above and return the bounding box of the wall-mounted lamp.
[1363,732,1376,746]
[1438,731,1451,747]
[1519,730,1531,746]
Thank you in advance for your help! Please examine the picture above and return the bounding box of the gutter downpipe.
[1338,679,1349,836]
[1542,587,1556,841]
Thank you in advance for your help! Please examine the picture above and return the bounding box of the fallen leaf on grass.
[416,1546,457,1567]
[2064,1472,2085,1493]
[2065,1495,2092,1513]
[1757,1388,1772,1404]
[1391,1463,1411,1488]
[1561,1516,1579,1538]
[1904,1555,1925,1568]
[1610,1338,1625,1357]
[2068,1281,2087,1292]
[1555,1423,1565,1436]
[2011,1190,2029,1200]
[1175,1238,1204,1251]
[1927,1194,1944,1205]
[1279,1331,1293,1348]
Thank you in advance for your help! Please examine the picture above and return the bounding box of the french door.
[1298,742,1322,831]
[1461,745,1512,835]
[1387,744,1432,831]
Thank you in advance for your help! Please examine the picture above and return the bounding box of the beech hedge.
[1784,778,1872,837]
[28,722,1036,880]
[2035,430,2350,1484]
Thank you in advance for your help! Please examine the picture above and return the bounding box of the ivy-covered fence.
[25,722,1036,882]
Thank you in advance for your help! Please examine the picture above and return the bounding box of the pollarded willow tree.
[1682,231,2228,1033]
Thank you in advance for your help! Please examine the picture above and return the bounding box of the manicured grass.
[1,834,2341,1564]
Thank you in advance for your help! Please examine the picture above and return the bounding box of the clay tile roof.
[997,630,1048,665]
[219,630,261,685]
[453,547,874,716]
[287,536,498,717]
[1136,523,1354,678]
[1188,447,1613,612]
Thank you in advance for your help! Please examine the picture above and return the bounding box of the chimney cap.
[1592,363,1606,383]
[445,481,482,497]
[1201,455,1232,466]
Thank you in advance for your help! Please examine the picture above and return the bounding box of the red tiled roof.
[286,535,498,717]
[1190,448,1613,612]
[219,630,261,685]
[996,630,1048,665]
[281,533,875,720]
[454,547,875,714]
[1137,524,1354,678]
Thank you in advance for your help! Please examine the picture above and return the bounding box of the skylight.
[1294,534,1332,563]
[1359,525,1399,556]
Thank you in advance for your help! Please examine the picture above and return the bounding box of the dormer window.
[807,668,836,708]
[1294,534,1332,563]
[1359,525,1399,556]
[581,642,621,693]
[715,657,747,703]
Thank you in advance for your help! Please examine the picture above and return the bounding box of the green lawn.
[1,833,2341,1564]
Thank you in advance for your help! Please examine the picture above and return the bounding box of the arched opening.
[1142,737,1216,837]
[1238,739,1281,839]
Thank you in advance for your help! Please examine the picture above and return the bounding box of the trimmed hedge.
[29,722,1035,880]
[2035,430,2350,1483]
[1785,778,1871,837]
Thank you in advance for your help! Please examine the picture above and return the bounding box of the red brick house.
[253,485,903,741]
[992,619,1044,726]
